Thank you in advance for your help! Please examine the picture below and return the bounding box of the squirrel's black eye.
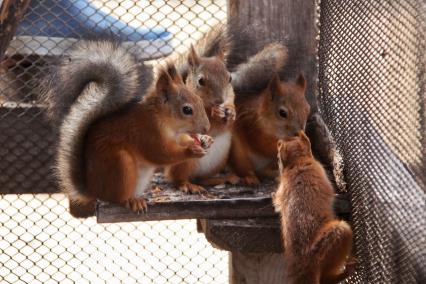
[198,77,205,86]
[182,105,193,116]
[279,109,288,118]
[229,75,232,83]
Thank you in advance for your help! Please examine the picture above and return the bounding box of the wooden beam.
[0,0,31,62]
[96,178,349,222]
[97,197,276,223]
[228,0,318,111]
[97,176,278,222]
[199,218,283,253]
[230,252,286,284]
[226,1,321,282]
[0,106,58,194]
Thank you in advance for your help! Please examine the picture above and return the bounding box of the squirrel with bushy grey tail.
[43,40,211,217]
[43,25,290,216]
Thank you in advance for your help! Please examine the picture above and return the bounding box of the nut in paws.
[198,134,214,149]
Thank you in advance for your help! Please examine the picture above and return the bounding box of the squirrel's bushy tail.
[165,23,232,80]
[43,40,149,205]
[192,23,232,59]
[231,43,288,95]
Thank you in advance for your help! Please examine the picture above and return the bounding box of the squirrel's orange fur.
[84,65,210,212]
[273,131,355,284]
[165,44,236,193]
[230,74,311,184]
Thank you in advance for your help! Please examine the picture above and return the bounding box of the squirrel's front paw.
[224,105,236,123]
[211,105,226,120]
[187,144,207,158]
[211,104,236,124]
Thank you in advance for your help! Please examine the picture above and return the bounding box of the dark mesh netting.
[318,0,426,283]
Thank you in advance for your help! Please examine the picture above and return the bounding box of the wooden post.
[0,0,31,62]
[228,0,318,110]
[227,0,318,283]
[230,252,286,284]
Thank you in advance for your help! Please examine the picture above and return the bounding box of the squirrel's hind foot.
[124,197,148,214]
[239,175,260,186]
[179,182,206,194]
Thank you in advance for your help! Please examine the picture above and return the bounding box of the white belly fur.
[192,131,232,178]
[134,165,156,197]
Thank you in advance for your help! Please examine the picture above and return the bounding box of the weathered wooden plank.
[96,172,350,222]
[97,197,275,223]
[199,218,283,253]
[97,193,350,223]
[0,0,31,62]
[97,174,278,222]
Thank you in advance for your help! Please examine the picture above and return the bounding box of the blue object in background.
[16,0,171,41]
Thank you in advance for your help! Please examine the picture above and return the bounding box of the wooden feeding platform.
[96,173,351,223]
[97,174,277,223]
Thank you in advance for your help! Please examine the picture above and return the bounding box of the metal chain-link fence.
[0,194,228,284]
[1,1,228,283]
[318,0,425,283]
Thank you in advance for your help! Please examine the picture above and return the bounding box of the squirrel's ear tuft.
[299,131,311,148]
[296,73,306,90]
[156,68,174,102]
[166,63,183,84]
[216,48,226,62]
[268,73,281,100]
[188,44,201,68]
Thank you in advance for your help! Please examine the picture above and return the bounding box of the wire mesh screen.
[0,1,228,283]
[0,194,228,283]
[318,0,425,283]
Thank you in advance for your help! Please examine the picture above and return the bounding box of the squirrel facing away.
[229,71,311,185]
[273,131,355,284]
[44,40,210,216]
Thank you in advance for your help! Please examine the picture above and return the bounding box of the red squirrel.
[273,131,355,284]
[165,25,237,193]
[165,27,289,192]
[43,40,210,216]
[165,46,236,193]
[230,72,311,185]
